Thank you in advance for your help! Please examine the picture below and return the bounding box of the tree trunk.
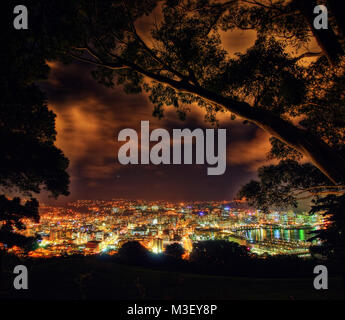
[163,81,345,184]
[293,0,344,65]
[328,0,345,41]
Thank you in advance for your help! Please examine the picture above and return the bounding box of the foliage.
[118,241,150,264]
[309,195,345,262]
[190,240,250,265]
[164,242,185,259]
[0,0,70,249]
[238,160,328,211]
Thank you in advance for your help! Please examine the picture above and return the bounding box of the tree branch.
[69,52,129,70]
[69,44,345,185]
[293,51,322,62]
[293,185,345,199]
[121,1,188,82]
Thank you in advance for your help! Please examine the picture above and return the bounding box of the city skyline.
[13,198,321,259]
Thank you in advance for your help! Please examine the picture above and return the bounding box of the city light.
[8,199,325,258]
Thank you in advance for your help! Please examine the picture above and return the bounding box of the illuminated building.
[2,199,324,259]
[152,238,163,254]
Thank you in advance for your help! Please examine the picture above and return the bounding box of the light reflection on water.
[242,228,314,243]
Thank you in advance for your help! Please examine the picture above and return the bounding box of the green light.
[299,229,305,241]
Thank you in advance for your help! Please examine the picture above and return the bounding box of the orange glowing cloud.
[227,129,276,171]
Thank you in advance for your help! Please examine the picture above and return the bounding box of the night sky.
[39,28,280,203]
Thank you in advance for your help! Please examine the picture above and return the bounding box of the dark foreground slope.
[0,256,343,300]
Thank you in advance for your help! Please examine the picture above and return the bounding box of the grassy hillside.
[0,256,343,300]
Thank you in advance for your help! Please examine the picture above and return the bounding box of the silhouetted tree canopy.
[10,0,344,183]
[118,241,150,263]
[0,1,70,249]
[164,242,185,259]
[190,240,250,265]
[238,160,330,211]
[308,194,345,261]
[39,0,345,185]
